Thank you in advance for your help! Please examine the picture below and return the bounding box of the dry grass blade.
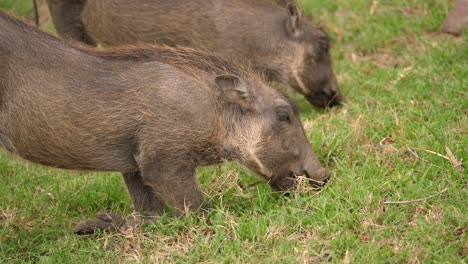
[383,188,448,205]
[421,147,464,172]
[389,66,413,88]
[295,176,325,193]
[302,249,332,263]
[369,0,379,15]
[407,146,422,160]
[343,250,351,264]
[421,149,450,160]
[445,146,464,172]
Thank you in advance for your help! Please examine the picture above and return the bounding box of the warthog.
[0,11,330,234]
[441,0,468,35]
[43,0,343,108]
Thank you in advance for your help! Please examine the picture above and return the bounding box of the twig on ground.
[407,146,422,160]
[421,149,450,160]
[305,250,331,263]
[370,0,379,14]
[420,147,464,172]
[383,188,448,205]
[389,66,413,88]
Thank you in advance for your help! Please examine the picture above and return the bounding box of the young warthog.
[43,0,343,108]
[0,11,330,234]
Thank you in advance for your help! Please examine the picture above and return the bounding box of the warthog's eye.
[321,41,330,55]
[276,108,291,123]
[316,45,329,60]
[317,31,330,57]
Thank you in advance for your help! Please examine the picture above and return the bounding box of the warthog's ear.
[286,2,302,37]
[215,74,249,105]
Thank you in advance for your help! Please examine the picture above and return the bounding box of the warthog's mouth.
[267,170,295,192]
[306,93,342,108]
[269,170,330,192]
[302,169,330,188]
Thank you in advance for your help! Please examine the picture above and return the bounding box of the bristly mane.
[0,10,65,46]
[79,44,249,77]
[0,10,244,76]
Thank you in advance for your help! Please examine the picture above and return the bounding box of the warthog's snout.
[269,161,330,192]
[306,79,343,108]
[304,167,330,188]
[328,83,343,107]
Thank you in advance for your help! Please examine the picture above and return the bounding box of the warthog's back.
[0,11,222,171]
[81,0,283,55]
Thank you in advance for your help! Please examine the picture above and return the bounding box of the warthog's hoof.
[74,212,125,235]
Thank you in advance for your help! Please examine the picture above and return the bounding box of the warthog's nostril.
[327,92,342,107]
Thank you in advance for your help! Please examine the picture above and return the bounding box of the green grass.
[0,0,467,262]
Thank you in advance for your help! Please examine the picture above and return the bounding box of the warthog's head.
[270,2,343,108]
[217,74,330,191]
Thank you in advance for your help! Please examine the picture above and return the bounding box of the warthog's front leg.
[74,171,165,235]
[45,0,96,45]
[123,171,166,216]
[140,158,208,215]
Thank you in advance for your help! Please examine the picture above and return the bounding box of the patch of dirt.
[295,247,332,264]
[408,205,445,227]
[0,208,35,230]
[349,50,401,68]
[101,223,205,262]
[373,5,428,17]
[379,137,398,153]
[294,229,317,241]
[372,52,399,68]
[358,232,372,243]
